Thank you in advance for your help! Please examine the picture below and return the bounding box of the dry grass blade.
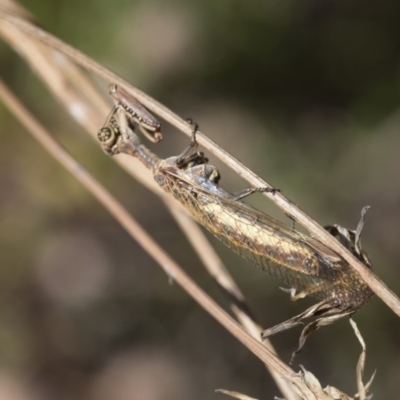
[295,367,353,400]
[351,319,367,400]
[215,323,376,400]
[216,389,260,400]
[349,319,375,400]
[284,320,374,400]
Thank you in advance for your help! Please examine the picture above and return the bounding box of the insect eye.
[97,127,114,143]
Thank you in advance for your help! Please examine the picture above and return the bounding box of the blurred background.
[1,0,400,398]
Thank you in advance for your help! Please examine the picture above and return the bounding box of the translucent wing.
[159,166,359,303]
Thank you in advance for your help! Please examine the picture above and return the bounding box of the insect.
[97,89,374,362]
[98,84,162,154]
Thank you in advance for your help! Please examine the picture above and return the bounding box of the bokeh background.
[1,0,400,398]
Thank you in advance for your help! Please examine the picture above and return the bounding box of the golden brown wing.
[159,167,351,301]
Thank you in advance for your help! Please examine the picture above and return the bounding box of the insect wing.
[160,167,346,298]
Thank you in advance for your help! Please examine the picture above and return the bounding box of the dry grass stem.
[216,389,260,400]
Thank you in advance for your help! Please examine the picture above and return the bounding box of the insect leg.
[280,287,307,301]
[285,213,297,230]
[231,186,280,201]
[289,308,354,364]
[108,84,163,143]
[137,123,163,144]
[176,119,200,167]
[261,300,354,363]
